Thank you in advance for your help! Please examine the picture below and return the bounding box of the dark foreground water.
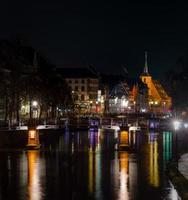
[0,129,182,200]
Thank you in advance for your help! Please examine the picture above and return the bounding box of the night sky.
[1,1,188,78]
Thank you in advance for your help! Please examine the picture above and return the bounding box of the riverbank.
[167,154,188,200]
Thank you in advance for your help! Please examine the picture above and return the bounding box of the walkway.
[179,153,188,180]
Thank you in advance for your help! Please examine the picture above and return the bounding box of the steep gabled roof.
[153,80,170,99]
[110,82,129,98]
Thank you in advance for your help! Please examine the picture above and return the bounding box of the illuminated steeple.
[143,51,149,75]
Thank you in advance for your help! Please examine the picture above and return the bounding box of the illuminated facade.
[108,82,129,114]
[129,80,148,113]
[57,67,100,114]
[139,52,172,113]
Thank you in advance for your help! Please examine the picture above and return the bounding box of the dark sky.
[1,1,188,78]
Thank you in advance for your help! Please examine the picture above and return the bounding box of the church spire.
[144,51,149,74]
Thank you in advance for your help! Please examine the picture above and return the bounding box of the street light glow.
[122,99,128,107]
[115,97,118,104]
[141,108,146,112]
[32,101,38,107]
[173,120,180,130]
[184,123,188,128]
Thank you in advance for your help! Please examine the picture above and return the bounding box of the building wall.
[130,84,148,113]
[140,75,171,113]
[140,75,161,99]
[108,96,129,114]
[65,77,99,113]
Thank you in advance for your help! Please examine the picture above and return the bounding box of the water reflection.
[118,152,129,200]
[163,131,172,164]
[0,128,181,200]
[27,150,45,200]
[148,132,159,187]
[88,130,102,199]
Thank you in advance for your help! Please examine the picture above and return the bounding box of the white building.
[57,67,100,113]
[108,82,129,114]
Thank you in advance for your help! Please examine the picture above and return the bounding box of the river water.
[0,129,182,200]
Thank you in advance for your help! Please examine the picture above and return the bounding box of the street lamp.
[32,101,38,119]
[173,120,180,130]
[32,101,38,107]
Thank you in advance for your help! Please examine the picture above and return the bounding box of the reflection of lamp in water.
[27,150,40,200]
[119,152,129,200]
[149,133,159,187]
[27,128,41,149]
[163,132,172,162]
[88,150,94,193]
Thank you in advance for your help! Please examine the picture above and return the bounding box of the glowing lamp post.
[31,100,38,119]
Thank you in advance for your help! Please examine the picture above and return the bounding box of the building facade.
[57,67,100,114]
[107,82,129,114]
[129,80,148,113]
[140,52,172,113]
